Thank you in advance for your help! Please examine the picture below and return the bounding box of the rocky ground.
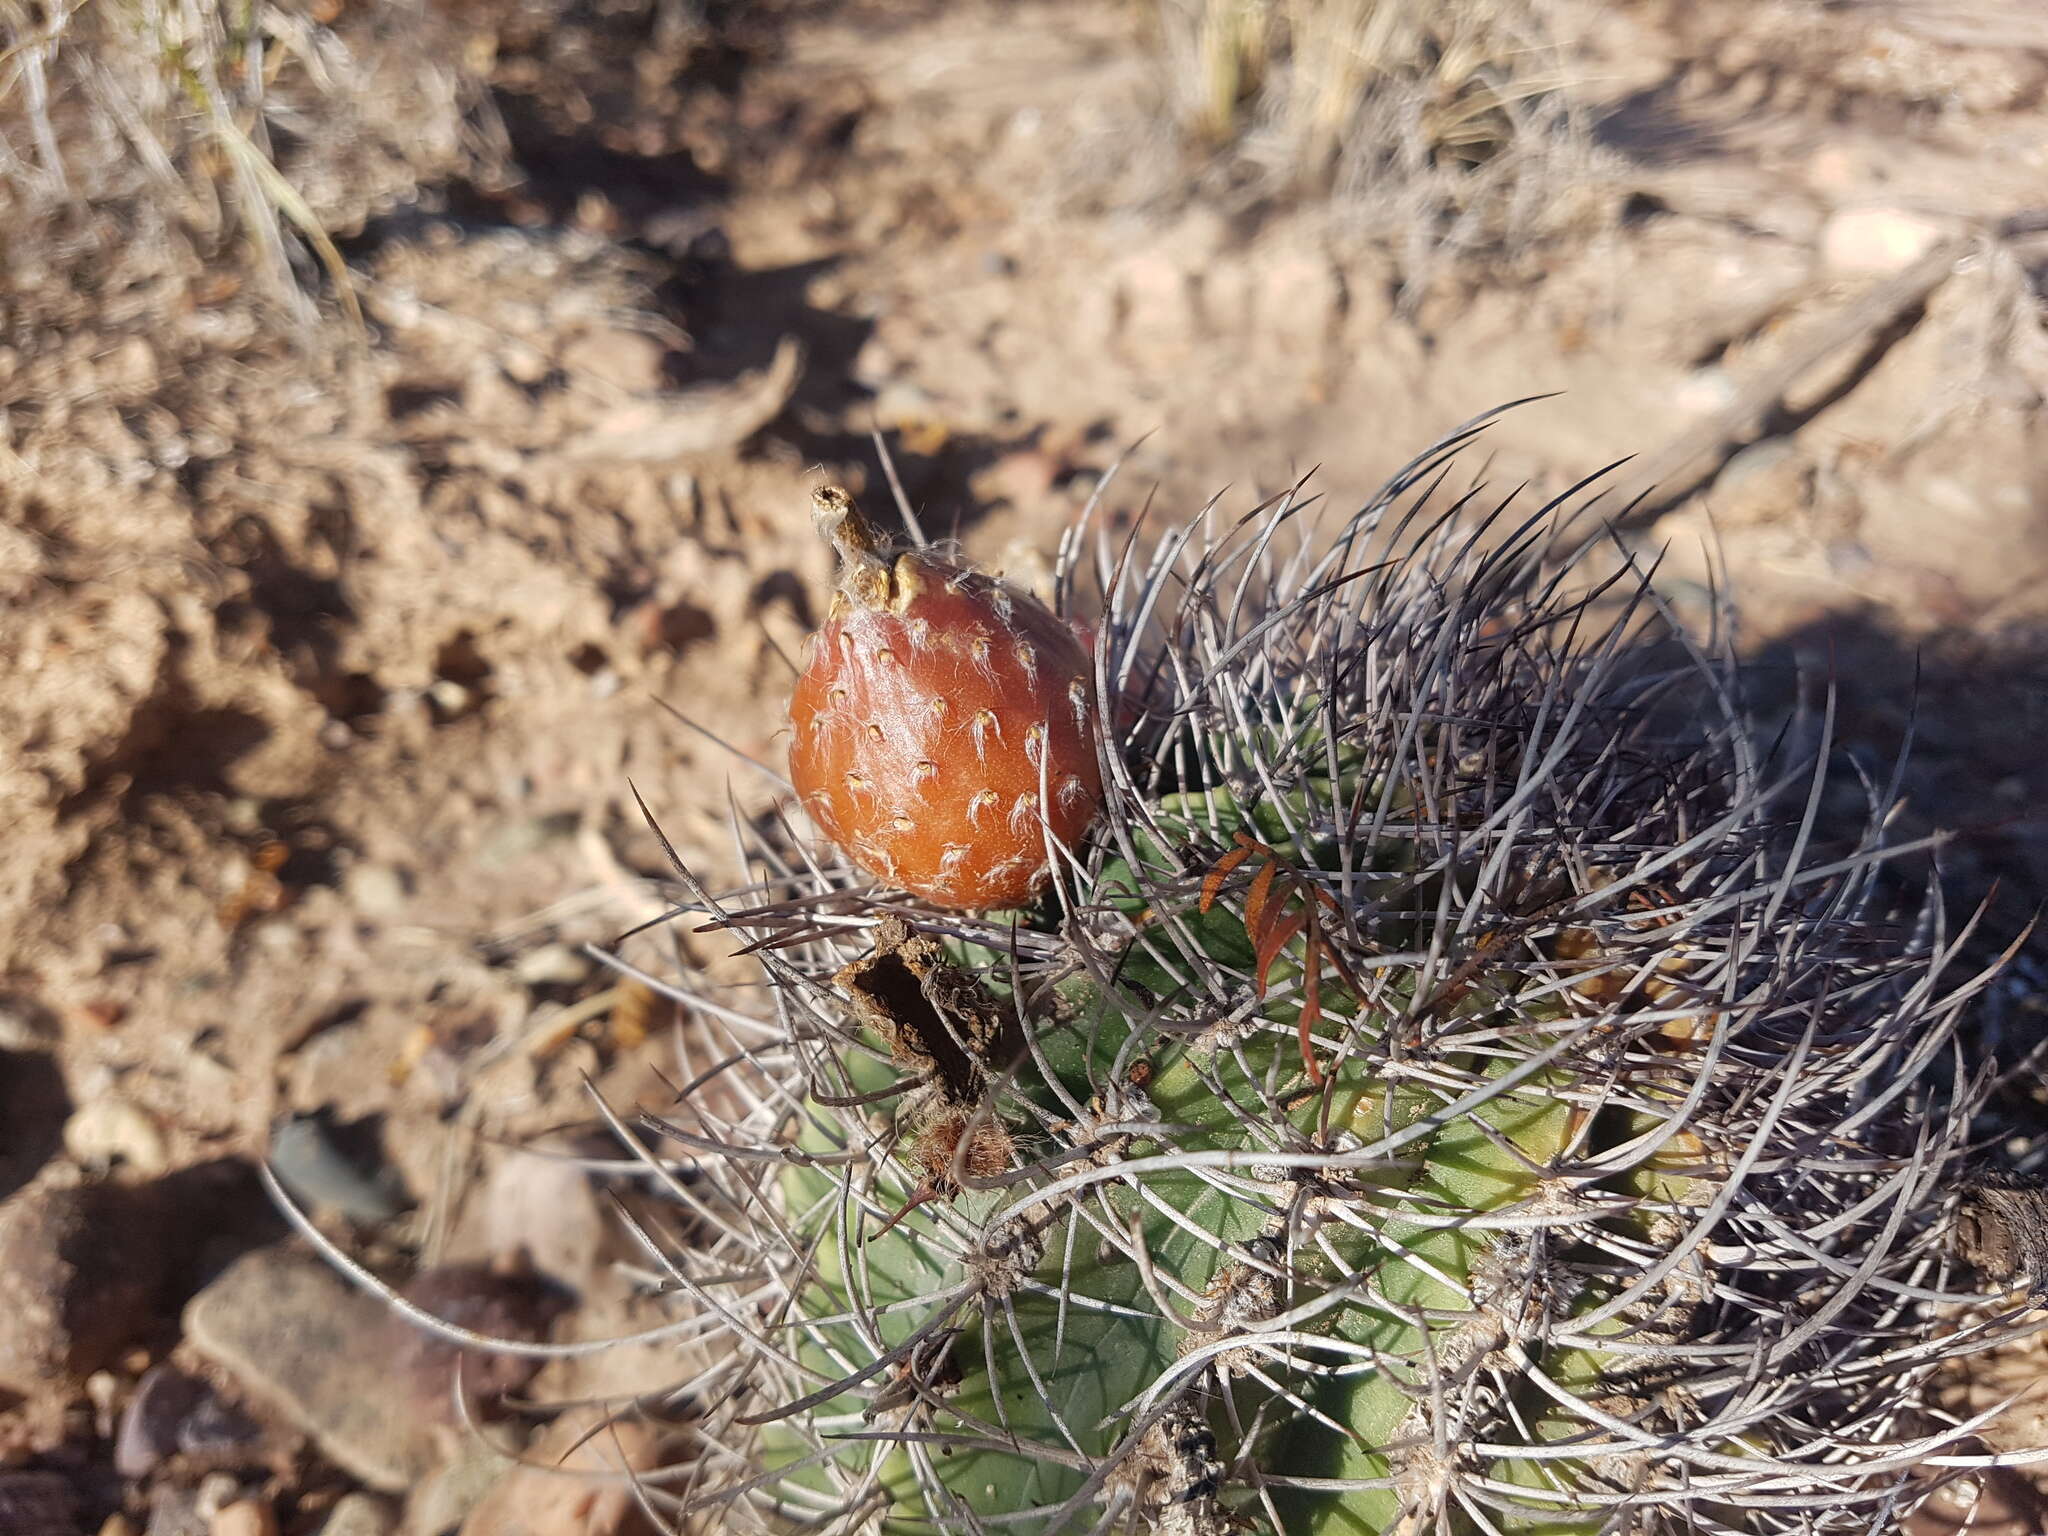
[3,1,2048,1532]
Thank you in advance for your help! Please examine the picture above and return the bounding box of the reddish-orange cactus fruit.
[789,487,1103,910]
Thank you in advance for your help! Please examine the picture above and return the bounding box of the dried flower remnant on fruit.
[788,486,1103,909]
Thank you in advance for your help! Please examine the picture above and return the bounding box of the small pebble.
[1903,1463,2043,1534]
[286,1025,371,1109]
[497,342,549,386]
[184,1248,440,1490]
[117,1363,203,1478]
[456,1408,656,1536]
[86,1368,119,1432]
[0,999,58,1049]
[1708,439,1811,528]
[74,999,128,1031]
[511,944,589,989]
[208,1503,276,1536]
[195,1475,241,1522]
[318,1495,396,1536]
[116,1363,264,1480]
[344,863,410,920]
[181,1386,265,1460]
[63,1098,169,1175]
[428,679,475,719]
[1673,365,1737,415]
[267,1115,407,1224]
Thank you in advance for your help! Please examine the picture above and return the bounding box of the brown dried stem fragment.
[835,918,1022,1223]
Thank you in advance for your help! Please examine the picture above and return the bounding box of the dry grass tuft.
[0,0,493,326]
[1145,0,1612,285]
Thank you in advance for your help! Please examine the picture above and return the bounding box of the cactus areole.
[640,419,2018,1535]
[789,486,1104,910]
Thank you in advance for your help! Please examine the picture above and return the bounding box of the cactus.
[615,414,2024,1534]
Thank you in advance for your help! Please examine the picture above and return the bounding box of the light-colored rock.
[1673,364,1738,416]
[62,1098,169,1176]
[183,1248,436,1491]
[208,1503,277,1536]
[0,999,58,1049]
[428,679,476,719]
[318,1495,398,1536]
[511,944,590,988]
[979,448,1060,508]
[527,1268,719,1420]
[195,1473,244,1522]
[1821,206,1949,277]
[344,863,411,920]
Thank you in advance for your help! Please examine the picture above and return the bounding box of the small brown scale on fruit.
[790,486,1103,911]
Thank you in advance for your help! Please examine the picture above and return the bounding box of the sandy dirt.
[3,0,2047,1531]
